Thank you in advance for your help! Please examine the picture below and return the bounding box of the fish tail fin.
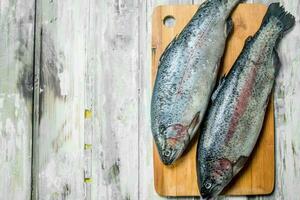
[263,3,295,33]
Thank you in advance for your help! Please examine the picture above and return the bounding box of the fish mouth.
[159,147,183,165]
[200,185,222,199]
[200,193,213,200]
[160,155,176,165]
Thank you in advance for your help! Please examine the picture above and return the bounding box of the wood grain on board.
[152,4,275,196]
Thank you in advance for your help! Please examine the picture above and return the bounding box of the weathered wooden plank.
[31,0,88,199]
[138,0,162,199]
[83,2,96,200]
[0,0,35,199]
[87,0,140,200]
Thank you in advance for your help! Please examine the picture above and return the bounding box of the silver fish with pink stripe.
[196,3,295,199]
[151,0,243,165]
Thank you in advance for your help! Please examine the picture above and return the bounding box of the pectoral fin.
[211,75,226,102]
[233,156,248,175]
[187,111,201,135]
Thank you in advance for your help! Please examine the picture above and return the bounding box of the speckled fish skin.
[151,0,242,165]
[196,3,295,199]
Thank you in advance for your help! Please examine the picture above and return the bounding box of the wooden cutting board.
[152,4,275,197]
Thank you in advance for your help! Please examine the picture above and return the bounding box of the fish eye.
[163,149,171,157]
[159,125,166,133]
[204,181,212,189]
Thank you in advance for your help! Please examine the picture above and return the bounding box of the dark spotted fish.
[151,0,243,165]
[196,3,295,198]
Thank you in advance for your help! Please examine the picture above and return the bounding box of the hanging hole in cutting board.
[163,15,176,28]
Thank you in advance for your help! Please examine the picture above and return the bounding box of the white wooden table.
[0,0,299,199]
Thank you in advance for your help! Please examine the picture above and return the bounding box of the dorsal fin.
[245,36,253,44]
[211,75,226,102]
[187,111,201,136]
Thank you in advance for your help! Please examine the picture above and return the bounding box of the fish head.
[199,158,233,199]
[157,124,188,165]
